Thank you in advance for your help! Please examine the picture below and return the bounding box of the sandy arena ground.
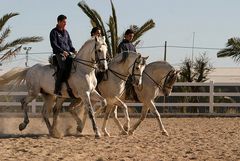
[0,116,239,161]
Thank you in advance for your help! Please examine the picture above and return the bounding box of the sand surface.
[0,117,239,161]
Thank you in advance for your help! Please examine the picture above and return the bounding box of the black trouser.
[54,54,73,94]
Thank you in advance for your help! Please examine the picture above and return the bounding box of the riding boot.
[54,69,64,96]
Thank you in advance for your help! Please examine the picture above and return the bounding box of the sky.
[1,0,240,71]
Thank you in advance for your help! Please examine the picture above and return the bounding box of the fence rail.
[0,81,240,116]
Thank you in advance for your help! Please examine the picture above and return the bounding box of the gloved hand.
[63,51,69,57]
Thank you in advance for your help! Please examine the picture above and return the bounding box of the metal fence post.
[31,99,36,114]
[209,81,214,113]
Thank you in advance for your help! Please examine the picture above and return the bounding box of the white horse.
[0,37,108,138]
[128,61,178,136]
[82,61,178,136]
[65,52,148,136]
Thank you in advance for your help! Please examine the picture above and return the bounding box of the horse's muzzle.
[98,62,108,72]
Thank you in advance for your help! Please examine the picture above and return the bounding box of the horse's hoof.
[103,131,110,137]
[128,130,134,135]
[120,130,128,135]
[162,130,169,136]
[95,133,101,139]
[51,129,62,138]
[76,126,83,133]
[123,124,129,132]
[19,123,27,131]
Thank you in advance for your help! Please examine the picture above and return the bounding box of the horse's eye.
[136,67,140,70]
[98,49,101,52]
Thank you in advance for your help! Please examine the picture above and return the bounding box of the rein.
[143,69,174,90]
[108,56,141,82]
[73,58,97,69]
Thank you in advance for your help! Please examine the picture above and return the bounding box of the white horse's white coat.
[0,37,108,138]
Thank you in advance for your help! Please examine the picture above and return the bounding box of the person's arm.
[131,43,137,52]
[67,31,75,53]
[50,30,64,54]
[117,42,128,53]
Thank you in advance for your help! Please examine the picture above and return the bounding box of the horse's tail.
[0,67,29,87]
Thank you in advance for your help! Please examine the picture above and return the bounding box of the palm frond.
[0,27,11,44]
[78,1,112,58]
[217,37,240,62]
[0,36,43,52]
[133,40,141,47]
[90,20,96,27]
[0,46,21,62]
[110,0,118,54]
[132,19,155,42]
[92,10,112,58]
[0,13,19,31]
[108,16,117,57]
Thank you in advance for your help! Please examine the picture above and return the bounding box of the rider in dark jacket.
[117,29,136,53]
[50,14,76,95]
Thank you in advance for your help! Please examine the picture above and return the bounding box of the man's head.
[57,14,67,30]
[91,27,101,37]
[124,29,134,42]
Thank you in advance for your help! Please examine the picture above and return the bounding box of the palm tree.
[0,13,43,62]
[177,53,214,113]
[217,37,240,62]
[78,0,155,58]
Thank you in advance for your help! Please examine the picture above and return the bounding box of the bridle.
[144,69,175,90]
[108,56,142,82]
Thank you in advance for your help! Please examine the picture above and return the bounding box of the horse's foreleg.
[19,94,37,131]
[101,105,113,136]
[82,92,101,138]
[114,97,130,132]
[112,106,128,135]
[148,100,168,136]
[41,94,55,134]
[129,104,149,135]
[51,97,65,138]
[90,89,107,110]
[68,99,84,134]
[82,106,88,131]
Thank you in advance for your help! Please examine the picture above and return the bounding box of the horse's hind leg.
[41,94,55,134]
[51,97,65,138]
[19,94,37,131]
[148,100,168,136]
[68,99,84,134]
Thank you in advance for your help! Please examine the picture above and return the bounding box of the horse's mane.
[145,61,174,72]
[77,38,95,54]
[118,51,137,64]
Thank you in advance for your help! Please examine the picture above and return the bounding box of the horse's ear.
[175,70,181,75]
[143,56,149,60]
[102,36,106,42]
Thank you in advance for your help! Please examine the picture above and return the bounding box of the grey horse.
[0,36,108,138]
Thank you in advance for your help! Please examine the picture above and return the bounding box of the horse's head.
[162,70,179,96]
[93,36,108,71]
[130,54,148,86]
